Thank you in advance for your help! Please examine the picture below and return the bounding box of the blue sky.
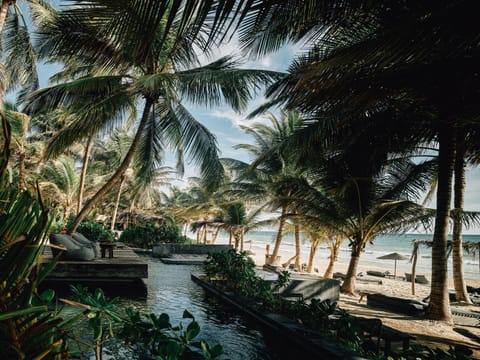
[30,29,480,234]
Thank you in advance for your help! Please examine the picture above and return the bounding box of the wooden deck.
[40,243,148,298]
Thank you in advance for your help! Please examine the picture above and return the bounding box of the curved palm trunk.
[294,224,301,270]
[110,174,126,232]
[211,227,220,244]
[324,240,340,279]
[0,1,12,34]
[77,135,93,214]
[427,124,454,322]
[306,239,319,273]
[452,135,471,303]
[341,243,362,295]
[68,99,153,234]
[267,205,287,265]
[240,227,244,252]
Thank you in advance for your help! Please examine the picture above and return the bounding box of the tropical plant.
[225,110,306,265]
[0,0,39,104]
[281,155,437,295]
[73,219,115,242]
[0,115,70,359]
[119,216,184,248]
[2,101,32,187]
[24,1,281,236]
[64,285,123,360]
[120,308,224,360]
[226,0,480,322]
[38,154,79,221]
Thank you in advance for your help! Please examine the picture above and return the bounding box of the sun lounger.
[366,270,388,278]
[366,293,426,316]
[404,273,429,284]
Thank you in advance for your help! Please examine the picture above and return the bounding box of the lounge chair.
[49,232,98,261]
[404,273,429,284]
[366,270,388,278]
[366,293,426,316]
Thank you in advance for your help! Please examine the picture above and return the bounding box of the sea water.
[221,231,480,281]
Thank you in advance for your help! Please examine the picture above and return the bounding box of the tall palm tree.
[0,0,39,104]
[284,152,438,294]
[230,110,305,265]
[39,155,79,221]
[2,101,30,188]
[222,0,480,322]
[24,1,281,234]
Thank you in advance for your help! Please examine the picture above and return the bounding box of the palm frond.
[177,56,283,112]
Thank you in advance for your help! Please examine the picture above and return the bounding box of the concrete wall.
[152,243,233,257]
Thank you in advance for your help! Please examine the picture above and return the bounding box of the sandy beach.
[246,244,480,357]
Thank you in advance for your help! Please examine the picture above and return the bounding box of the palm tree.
[229,110,305,265]
[0,0,39,104]
[2,101,30,188]
[223,0,480,321]
[24,1,281,234]
[39,155,79,221]
[284,153,437,294]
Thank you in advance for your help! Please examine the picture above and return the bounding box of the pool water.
[79,255,283,359]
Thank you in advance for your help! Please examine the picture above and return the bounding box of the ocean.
[230,231,480,281]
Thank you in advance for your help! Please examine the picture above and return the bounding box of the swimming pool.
[79,255,282,359]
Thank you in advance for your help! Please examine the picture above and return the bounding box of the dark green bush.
[72,220,115,242]
[119,217,185,248]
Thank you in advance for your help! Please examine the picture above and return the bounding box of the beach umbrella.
[376,252,408,278]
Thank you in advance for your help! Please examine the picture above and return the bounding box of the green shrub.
[119,217,184,248]
[73,220,115,242]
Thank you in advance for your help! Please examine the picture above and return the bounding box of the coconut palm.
[223,0,480,321]
[283,151,439,294]
[0,0,40,104]
[23,1,281,234]
[39,155,79,221]
[227,110,305,265]
[2,101,30,188]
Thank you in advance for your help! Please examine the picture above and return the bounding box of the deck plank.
[41,244,148,279]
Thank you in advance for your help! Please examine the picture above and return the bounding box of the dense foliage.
[119,217,187,248]
[203,250,473,360]
[68,285,223,359]
[75,220,116,242]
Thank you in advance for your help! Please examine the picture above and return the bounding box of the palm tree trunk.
[341,244,361,295]
[110,174,126,232]
[17,147,25,189]
[324,241,339,279]
[427,123,454,322]
[294,223,301,270]
[267,205,287,265]
[68,99,154,234]
[0,1,13,34]
[240,228,244,252]
[452,134,471,303]
[306,240,318,273]
[77,135,93,214]
[211,227,220,244]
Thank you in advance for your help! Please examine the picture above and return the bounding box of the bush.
[119,217,184,248]
[73,220,115,242]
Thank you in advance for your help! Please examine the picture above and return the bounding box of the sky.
[21,16,480,234]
